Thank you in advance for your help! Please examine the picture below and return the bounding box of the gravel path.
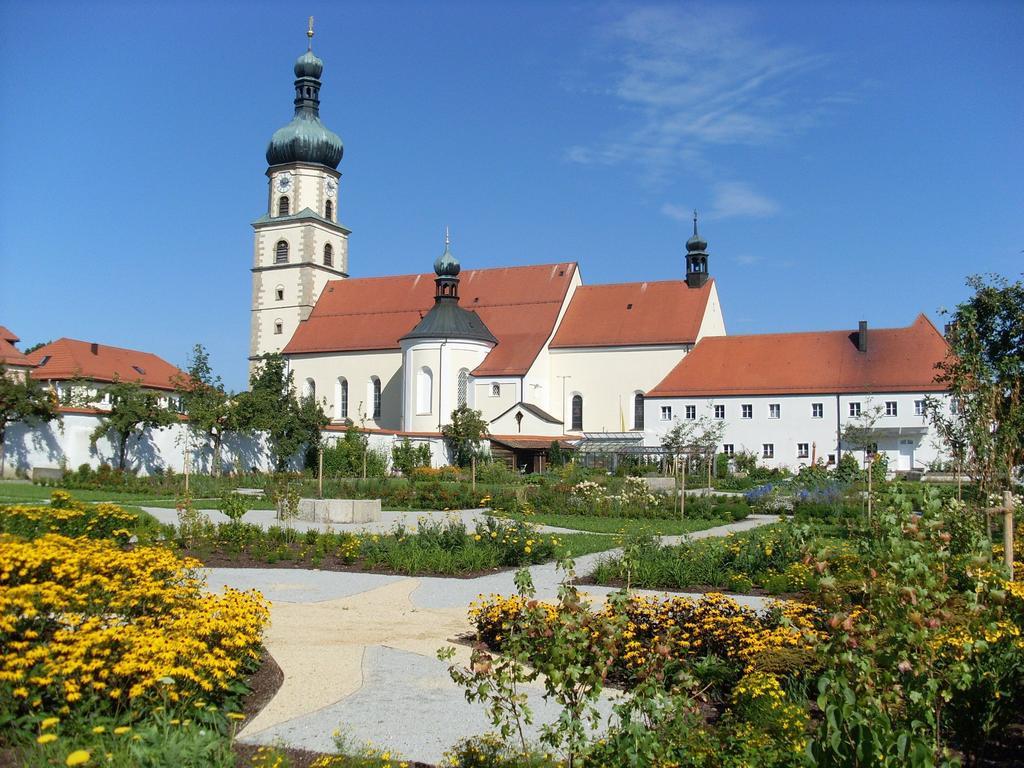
[204,513,779,764]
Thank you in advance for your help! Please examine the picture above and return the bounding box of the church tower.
[685,211,710,289]
[250,20,350,370]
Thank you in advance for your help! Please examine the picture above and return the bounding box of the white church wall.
[696,282,727,340]
[472,377,520,422]
[643,392,951,472]
[549,345,692,434]
[521,267,584,415]
[286,349,403,430]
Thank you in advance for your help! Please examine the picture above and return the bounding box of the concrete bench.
[233,488,265,496]
[297,498,382,524]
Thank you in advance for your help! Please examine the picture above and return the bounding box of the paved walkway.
[201,514,778,764]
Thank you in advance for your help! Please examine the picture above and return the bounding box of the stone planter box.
[297,498,381,524]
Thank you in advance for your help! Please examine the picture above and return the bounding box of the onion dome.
[266,31,343,169]
[294,49,324,79]
[686,210,707,252]
[433,227,461,276]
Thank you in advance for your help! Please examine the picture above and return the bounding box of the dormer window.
[132,365,146,375]
[275,240,289,264]
[39,355,50,366]
[278,196,290,216]
[325,200,333,221]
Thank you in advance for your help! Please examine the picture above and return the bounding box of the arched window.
[325,199,333,220]
[278,196,290,216]
[634,393,645,430]
[336,377,348,419]
[275,240,289,264]
[303,378,316,400]
[491,383,500,397]
[324,243,333,267]
[571,395,583,431]
[371,376,382,418]
[416,366,433,415]
[457,369,469,407]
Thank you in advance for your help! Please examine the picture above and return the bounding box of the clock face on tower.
[325,179,337,197]
[276,174,292,193]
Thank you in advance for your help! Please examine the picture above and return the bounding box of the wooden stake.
[471,454,476,492]
[680,456,687,520]
[1005,490,1015,581]
[184,429,190,495]
[318,445,324,499]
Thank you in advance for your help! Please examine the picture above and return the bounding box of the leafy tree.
[174,343,237,476]
[391,437,431,476]
[22,340,52,355]
[936,273,1024,493]
[547,440,569,468]
[0,365,60,473]
[442,405,489,468]
[661,415,725,459]
[236,353,328,471]
[89,379,177,470]
[841,402,885,519]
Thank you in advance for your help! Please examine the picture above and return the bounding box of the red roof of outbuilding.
[648,314,949,398]
[283,263,578,376]
[27,338,186,392]
[549,279,714,348]
[0,326,33,368]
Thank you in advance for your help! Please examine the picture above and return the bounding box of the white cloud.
[734,254,764,266]
[568,5,846,180]
[661,181,780,224]
[708,181,780,219]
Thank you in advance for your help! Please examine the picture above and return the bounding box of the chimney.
[90,343,99,355]
[857,321,868,353]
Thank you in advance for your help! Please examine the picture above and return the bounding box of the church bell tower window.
[275,240,289,264]
[278,196,290,216]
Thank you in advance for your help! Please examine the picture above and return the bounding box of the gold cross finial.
[445,225,450,248]
[307,16,315,49]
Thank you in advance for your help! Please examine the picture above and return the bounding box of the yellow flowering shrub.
[470,591,825,688]
[0,499,140,543]
[0,534,268,719]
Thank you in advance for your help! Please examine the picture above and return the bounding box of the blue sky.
[1,0,1021,391]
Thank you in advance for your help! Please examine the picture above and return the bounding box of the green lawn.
[497,511,731,537]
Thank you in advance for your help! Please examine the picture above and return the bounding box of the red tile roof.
[647,314,949,398]
[549,279,714,348]
[284,263,578,376]
[27,338,186,392]
[0,326,33,368]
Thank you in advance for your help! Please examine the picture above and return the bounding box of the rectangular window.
[741,404,752,419]
[914,399,925,416]
[685,405,696,420]
[660,406,672,421]
[797,442,809,458]
[849,402,861,417]
[812,403,823,418]
[275,288,284,301]
[885,401,898,417]
[769,403,780,419]
[714,404,725,419]
[722,444,734,457]
[762,443,774,459]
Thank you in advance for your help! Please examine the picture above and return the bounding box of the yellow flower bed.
[470,592,824,681]
[0,533,268,717]
[1,498,139,542]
